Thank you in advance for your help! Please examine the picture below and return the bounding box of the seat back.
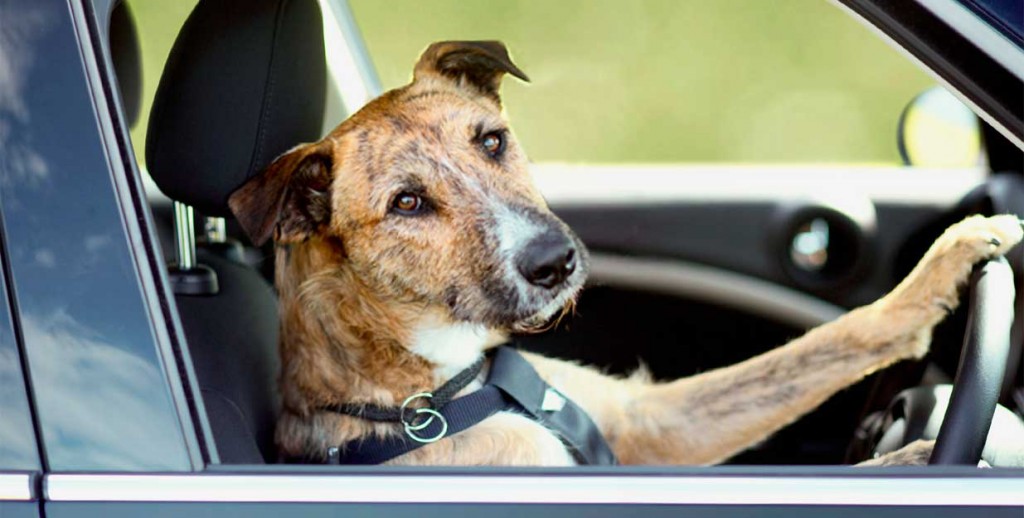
[179,251,281,463]
[145,0,327,463]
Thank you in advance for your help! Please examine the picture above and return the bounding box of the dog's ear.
[413,41,529,102]
[228,142,334,246]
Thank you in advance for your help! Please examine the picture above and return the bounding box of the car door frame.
[836,0,1023,149]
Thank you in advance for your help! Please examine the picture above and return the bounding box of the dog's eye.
[480,131,505,157]
[391,192,424,215]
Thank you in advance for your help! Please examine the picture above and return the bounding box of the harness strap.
[317,355,486,424]
[301,346,618,466]
[323,385,511,465]
[487,346,618,465]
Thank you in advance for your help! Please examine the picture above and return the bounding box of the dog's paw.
[890,215,1021,310]
[932,214,1023,260]
[855,440,935,467]
[870,215,1021,360]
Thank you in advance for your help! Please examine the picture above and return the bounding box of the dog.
[228,41,1024,466]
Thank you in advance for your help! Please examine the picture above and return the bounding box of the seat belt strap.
[487,346,619,466]
[303,346,618,466]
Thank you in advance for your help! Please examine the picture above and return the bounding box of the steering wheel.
[928,256,1016,465]
[928,175,1024,464]
[853,176,1023,466]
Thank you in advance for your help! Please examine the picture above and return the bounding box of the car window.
[126,0,985,169]
[0,0,194,472]
[348,0,946,165]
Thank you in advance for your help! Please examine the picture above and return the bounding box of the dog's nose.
[517,231,577,289]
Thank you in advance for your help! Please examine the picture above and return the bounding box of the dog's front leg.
[531,215,1022,466]
[612,305,931,465]
[614,215,1021,465]
[854,439,990,466]
[524,298,929,466]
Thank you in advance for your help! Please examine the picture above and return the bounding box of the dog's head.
[229,41,588,332]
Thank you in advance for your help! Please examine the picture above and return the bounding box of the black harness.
[301,346,618,465]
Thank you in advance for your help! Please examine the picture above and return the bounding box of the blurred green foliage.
[128,0,934,166]
[126,0,198,163]
[349,0,934,164]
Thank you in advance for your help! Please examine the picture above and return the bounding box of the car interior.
[104,0,1024,467]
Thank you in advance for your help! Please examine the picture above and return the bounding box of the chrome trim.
[535,164,983,207]
[916,0,1024,80]
[0,474,33,501]
[173,202,196,270]
[45,473,1024,505]
[319,0,383,129]
[203,217,227,244]
[588,254,845,329]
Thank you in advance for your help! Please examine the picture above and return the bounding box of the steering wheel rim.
[929,256,1016,465]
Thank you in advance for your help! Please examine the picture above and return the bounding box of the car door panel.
[42,503,1024,518]
[40,470,1024,517]
[0,503,41,518]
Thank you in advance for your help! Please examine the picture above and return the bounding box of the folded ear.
[228,141,334,246]
[413,40,529,102]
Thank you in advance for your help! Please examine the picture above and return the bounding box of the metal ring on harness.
[404,408,448,443]
[400,392,436,430]
[400,392,448,442]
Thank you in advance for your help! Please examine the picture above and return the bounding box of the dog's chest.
[470,411,578,466]
[440,368,577,467]
[412,324,580,466]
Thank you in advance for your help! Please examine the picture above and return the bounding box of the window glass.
[349,0,936,164]
[0,259,39,472]
[0,0,192,471]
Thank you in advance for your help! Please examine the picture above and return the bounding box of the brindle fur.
[229,41,1024,466]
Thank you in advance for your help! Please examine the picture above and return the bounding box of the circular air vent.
[774,204,873,291]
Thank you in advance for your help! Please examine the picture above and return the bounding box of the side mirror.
[897,86,982,167]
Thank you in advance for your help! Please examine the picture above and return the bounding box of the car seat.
[144,0,327,463]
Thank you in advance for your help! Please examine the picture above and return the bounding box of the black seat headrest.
[146,0,326,217]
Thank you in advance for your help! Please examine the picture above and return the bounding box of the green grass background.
[129,0,934,165]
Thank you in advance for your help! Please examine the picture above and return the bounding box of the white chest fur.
[409,318,497,382]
